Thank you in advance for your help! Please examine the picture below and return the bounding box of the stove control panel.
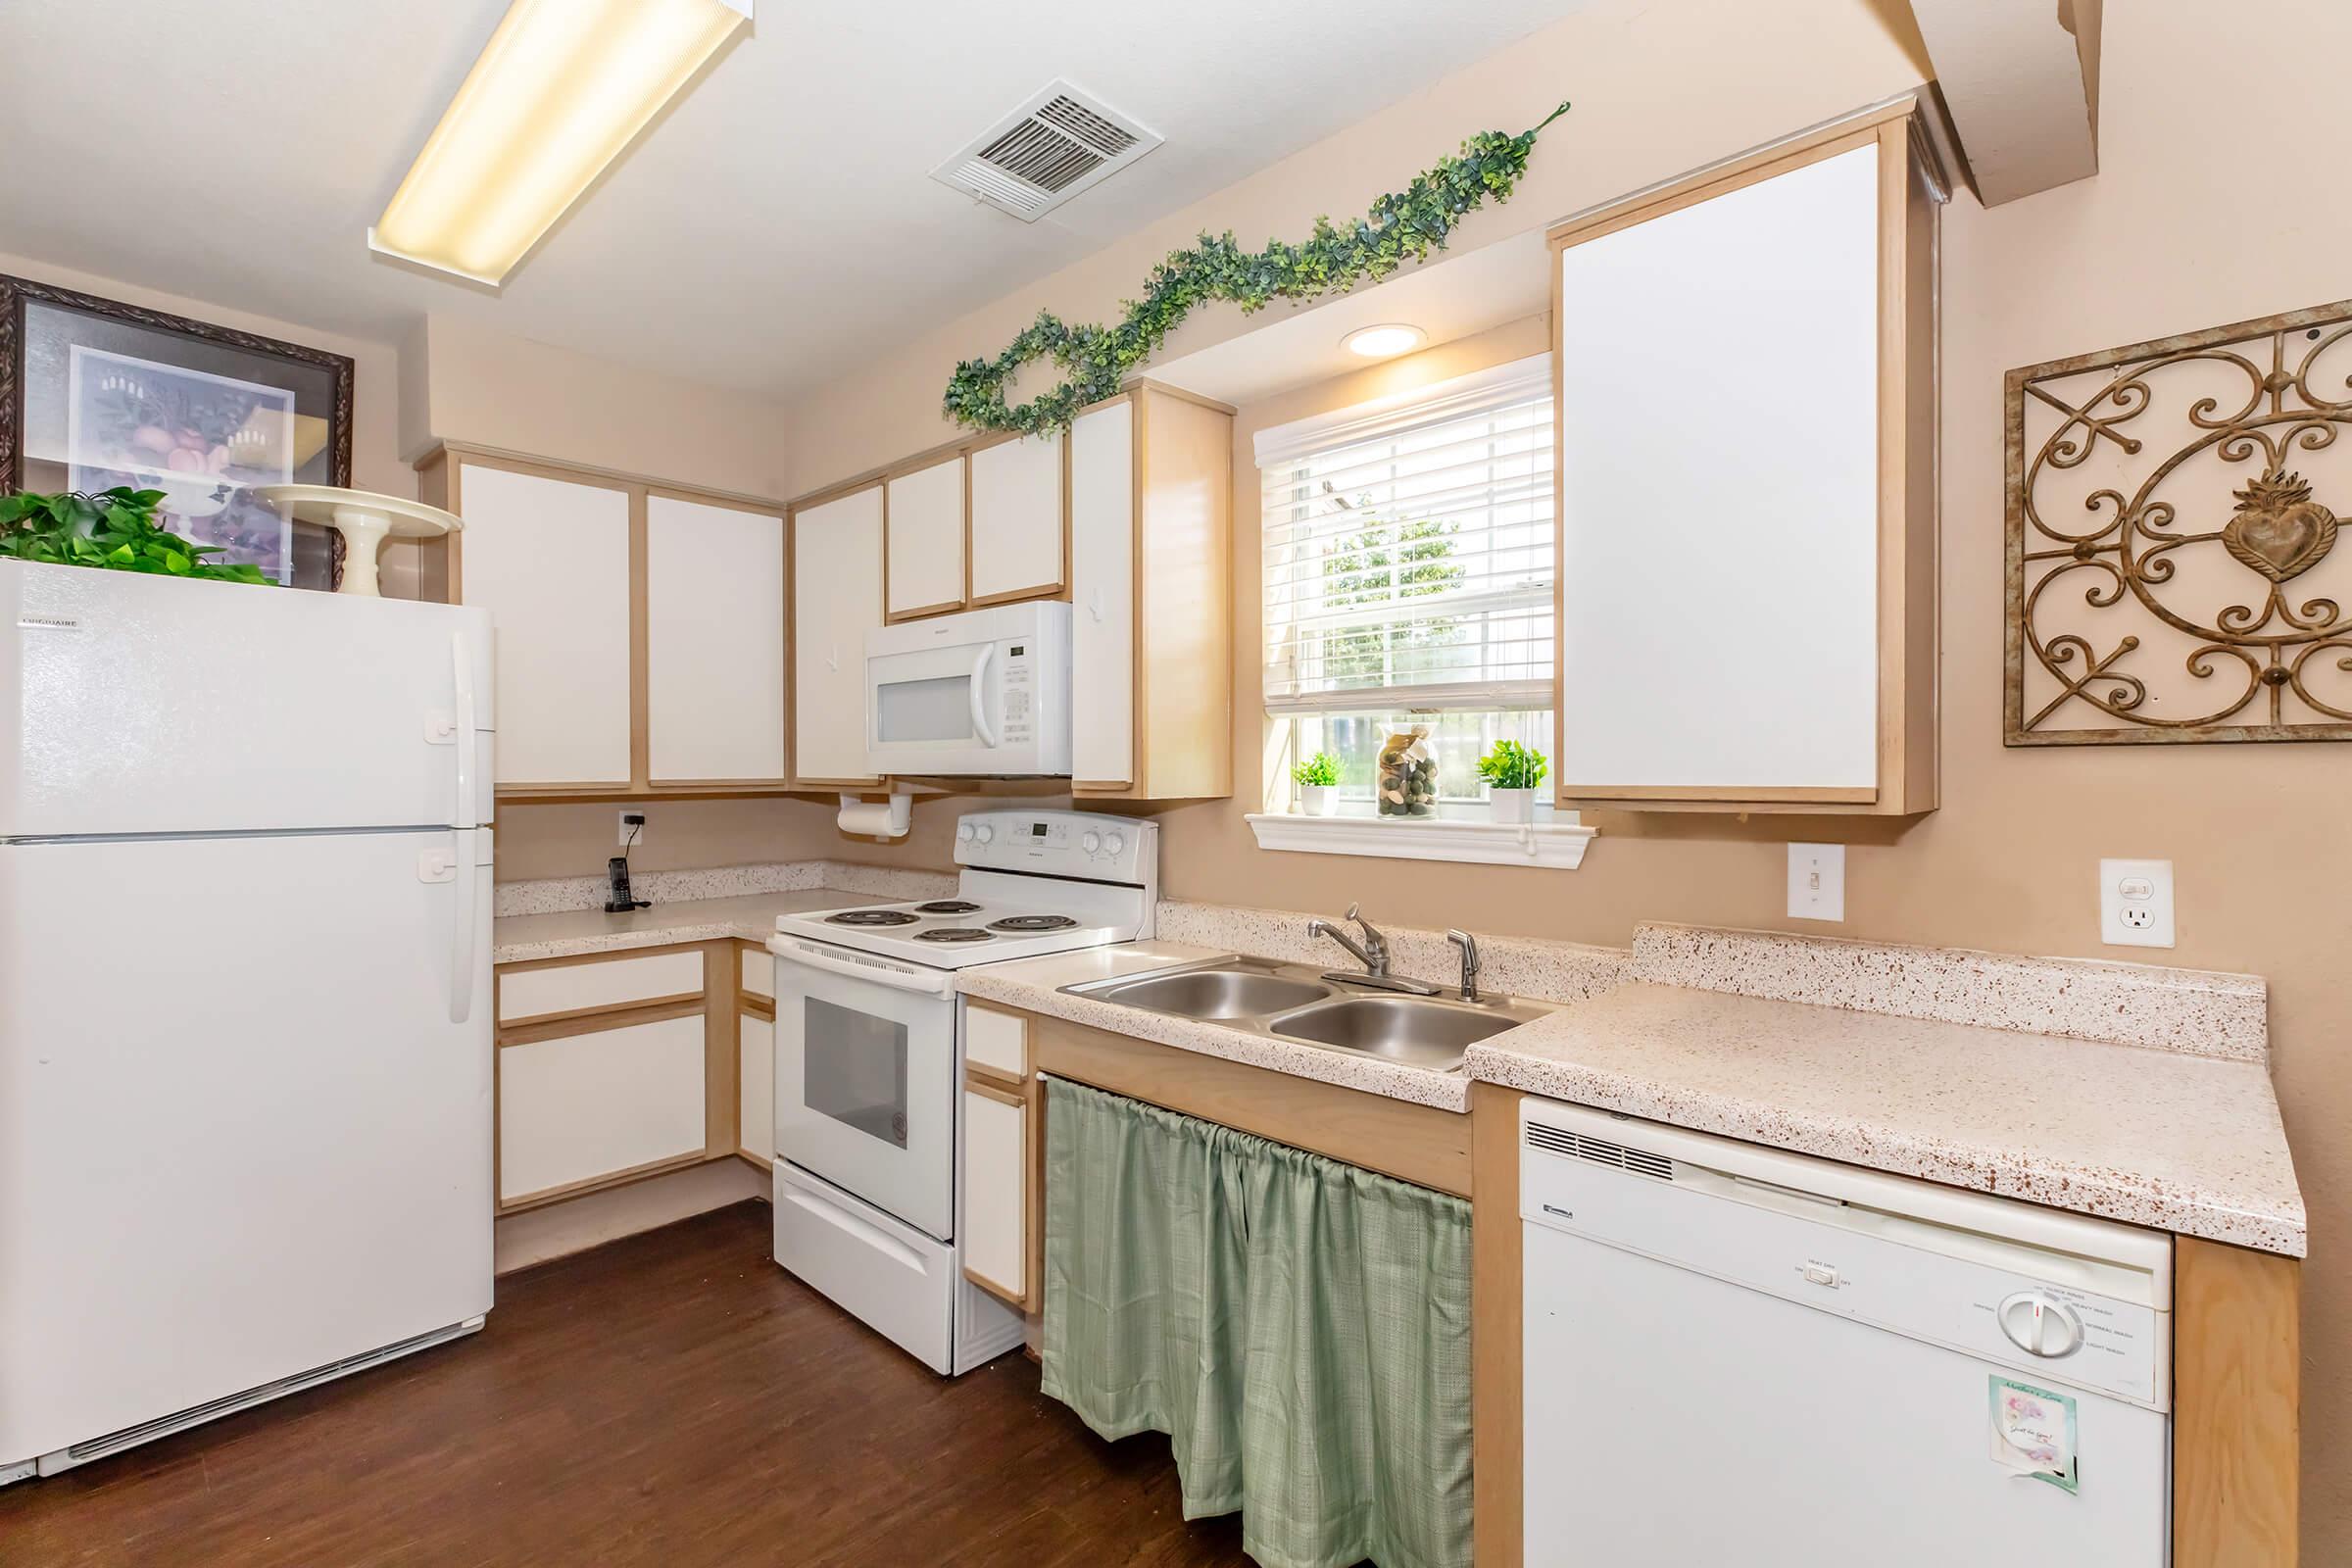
[955,808,1154,885]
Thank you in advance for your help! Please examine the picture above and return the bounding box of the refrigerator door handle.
[451,631,478,828]
[449,631,479,1024]
[450,828,477,1024]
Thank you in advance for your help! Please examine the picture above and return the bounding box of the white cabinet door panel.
[792,487,884,782]
[968,431,1063,603]
[647,495,785,781]
[498,949,705,1022]
[499,1015,707,1200]
[739,1011,774,1161]
[457,465,632,786]
[960,1085,1026,1304]
[1556,143,1881,794]
[1069,402,1136,787]
[963,1004,1026,1082]
[885,457,966,618]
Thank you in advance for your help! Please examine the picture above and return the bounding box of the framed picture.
[0,273,354,587]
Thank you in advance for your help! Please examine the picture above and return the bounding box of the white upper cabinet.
[646,494,785,783]
[1552,105,1941,814]
[967,430,1064,604]
[884,456,967,619]
[455,463,633,788]
[1069,401,1136,789]
[792,486,884,784]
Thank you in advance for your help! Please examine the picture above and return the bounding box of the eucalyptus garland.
[943,101,1572,436]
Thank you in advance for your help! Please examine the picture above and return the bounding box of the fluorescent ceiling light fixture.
[370,0,752,286]
[1343,323,1427,359]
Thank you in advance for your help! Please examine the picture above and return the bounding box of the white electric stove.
[766,809,1156,1374]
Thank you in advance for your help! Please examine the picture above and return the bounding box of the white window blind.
[1257,356,1553,716]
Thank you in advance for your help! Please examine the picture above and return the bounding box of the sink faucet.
[1307,905,1440,996]
[1446,929,1482,1003]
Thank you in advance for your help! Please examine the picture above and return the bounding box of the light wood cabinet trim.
[2174,1238,2300,1567]
[497,1149,729,1217]
[1027,1012,1470,1197]
[1470,1082,1525,1568]
[738,994,776,1022]
[965,1058,1025,1093]
[495,996,707,1048]
[701,939,737,1161]
[1550,104,1936,817]
[963,1074,1026,1108]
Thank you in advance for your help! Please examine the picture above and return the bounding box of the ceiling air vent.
[931,80,1161,222]
[1525,1119,1676,1183]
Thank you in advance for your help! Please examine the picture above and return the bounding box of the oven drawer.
[772,1159,956,1374]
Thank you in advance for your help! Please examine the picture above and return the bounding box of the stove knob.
[973,823,995,845]
[956,822,975,844]
[1996,1291,2084,1358]
[1104,832,1125,857]
[1081,830,1102,854]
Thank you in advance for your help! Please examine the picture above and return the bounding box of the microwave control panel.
[999,641,1033,747]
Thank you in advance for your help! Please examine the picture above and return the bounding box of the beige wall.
[772,3,2351,1551]
[402,316,792,500]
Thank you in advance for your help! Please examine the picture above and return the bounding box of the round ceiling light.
[1343,323,1427,359]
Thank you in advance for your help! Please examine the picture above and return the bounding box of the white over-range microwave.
[864,601,1073,776]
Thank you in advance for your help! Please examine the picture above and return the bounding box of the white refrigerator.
[0,559,497,1481]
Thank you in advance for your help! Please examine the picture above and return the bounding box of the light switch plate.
[1787,843,1845,922]
[2099,858,2175,948]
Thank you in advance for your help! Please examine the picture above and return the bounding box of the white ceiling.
[0,1,1581,402]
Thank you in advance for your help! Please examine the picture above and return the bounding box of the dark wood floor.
[2,1200,1252,1567]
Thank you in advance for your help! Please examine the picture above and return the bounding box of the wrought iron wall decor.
[2007,297,2352,745]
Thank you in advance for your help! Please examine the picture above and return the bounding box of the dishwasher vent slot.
[1526,1119,1675,1182]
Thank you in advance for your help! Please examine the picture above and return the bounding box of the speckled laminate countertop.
[1463,981,2305,1255]
[493,889,886,963]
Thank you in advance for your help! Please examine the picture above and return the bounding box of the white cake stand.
[247,485,464,597]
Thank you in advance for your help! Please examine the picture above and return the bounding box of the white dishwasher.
[1521,1098,2173,1566]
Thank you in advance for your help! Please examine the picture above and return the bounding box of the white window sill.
[1243,811,1596,868]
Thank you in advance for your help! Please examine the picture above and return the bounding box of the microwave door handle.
[968,643,1000,748]
[767,938,956,999]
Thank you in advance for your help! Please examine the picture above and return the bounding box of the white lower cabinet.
[960,1079,1029,1306]
[497,1014,708,1203]
[739,1010,774,1161]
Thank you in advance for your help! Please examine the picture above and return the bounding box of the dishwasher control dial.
[1996,1291,2084,1358]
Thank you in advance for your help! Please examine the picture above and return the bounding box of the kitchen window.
[1249,355,1588,865]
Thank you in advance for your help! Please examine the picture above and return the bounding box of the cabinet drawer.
[960,1080,1028,1306]
[740,946,775,1000]
[499,950,706,1022]
[499,1014,708,1201]
[964,1004,1026,1083]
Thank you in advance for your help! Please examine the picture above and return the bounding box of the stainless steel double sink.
[1060,956,1554,1073]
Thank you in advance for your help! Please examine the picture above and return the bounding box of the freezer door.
[1,561,495,836]
[0,829,495,1464]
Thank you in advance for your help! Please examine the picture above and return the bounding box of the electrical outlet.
[1787,843,1844,922]
[2099,858,2174,948]
[617,810,647,849]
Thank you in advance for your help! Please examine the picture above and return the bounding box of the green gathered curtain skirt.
[1040,1075,1474,1568]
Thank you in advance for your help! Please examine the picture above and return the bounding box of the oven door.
[864,637,1009,775]
[771,937,958,1241]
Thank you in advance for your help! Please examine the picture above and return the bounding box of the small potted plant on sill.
[1292,751,1341,816]
[1478,740,1547,824]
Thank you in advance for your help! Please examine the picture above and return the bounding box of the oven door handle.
[967,643,999,749]
[769,937,957,999]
